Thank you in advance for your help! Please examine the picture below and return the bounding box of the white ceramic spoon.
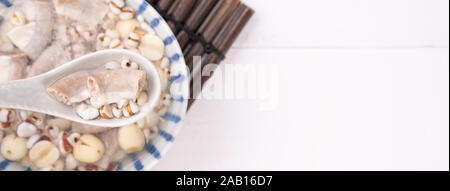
[0,49,161,128]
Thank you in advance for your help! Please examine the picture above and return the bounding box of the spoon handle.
[0,77,48,111]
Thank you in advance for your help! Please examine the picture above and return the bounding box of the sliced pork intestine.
[95,128,119,169]
[27,43,70,77]
[52,17,96,61]
[47,72,91,105]
[6,0,53,60]
[0,20,15,51]
[0,52,28,83]
[7,22,35,51]
[52,0,108,29]
[87,69,147,108]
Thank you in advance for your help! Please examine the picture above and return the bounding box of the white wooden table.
[154,0,449,170]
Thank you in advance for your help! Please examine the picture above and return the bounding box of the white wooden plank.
[234,0,449,48]
[153,48,449,170]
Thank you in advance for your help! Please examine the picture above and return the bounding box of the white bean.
[26,134,41,149]
[1,134,28,161]
[128,101,140,114]
[73,134,105,163]
[99,105,114,119]
[29,140,60,169]
[112,105,123,118]
[117,124,145,153]
[65,154,78,170]
[17,122,38,137]
[76,104,99,120]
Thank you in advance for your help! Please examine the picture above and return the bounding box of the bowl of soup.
[0,0,188,171]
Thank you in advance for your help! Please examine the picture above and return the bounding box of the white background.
[154,0,449,170]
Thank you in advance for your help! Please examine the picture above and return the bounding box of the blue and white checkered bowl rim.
[0,0,189,171]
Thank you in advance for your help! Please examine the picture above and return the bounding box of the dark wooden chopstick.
[188,3,254,108]
[145,0,253,110]
[166,0,198,33]
[157,0,175,12]
[184,0,240,72]
[176,0,218,49]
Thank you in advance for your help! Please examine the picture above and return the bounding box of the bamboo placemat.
[146,0,254,110]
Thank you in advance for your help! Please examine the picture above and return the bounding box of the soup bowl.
[0,0,189,171]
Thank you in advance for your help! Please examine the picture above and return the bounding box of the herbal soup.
[0,0,171,171]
